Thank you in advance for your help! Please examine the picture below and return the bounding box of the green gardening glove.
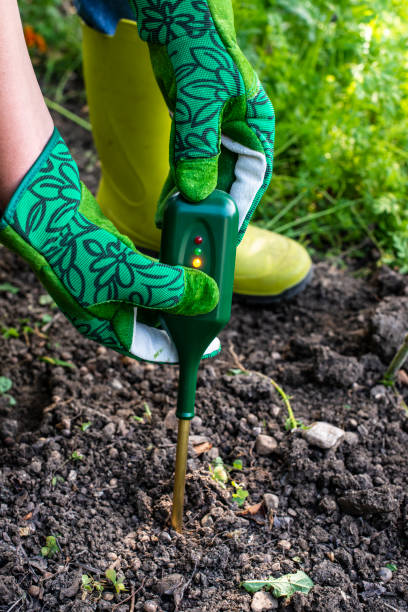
[0,129,220,363]
[128,0,275,244]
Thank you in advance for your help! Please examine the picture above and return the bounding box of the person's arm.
[0,1,219,364]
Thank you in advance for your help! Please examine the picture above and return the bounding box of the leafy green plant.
[241,570,314,600]
[80,421,92,432]
[38,294,56,307]
[0,282,19,294]
[385,563,397,572]
[40,356,75,369]
[41,535,59,558]
[143,402,152,422]
[0,376,16,406]
[105,569,127,595]
[231,481,249,507]
[234,0,408,269]
[51,475,65,487]
[209,457,229,488]
[382,333,408,386]
[1,327,19,339]
[209,457,249,506]
[71,450,84,461]
[132,402,152,424]
[228,345,305,431]
[40,313,53,325]
[81,574,104,600]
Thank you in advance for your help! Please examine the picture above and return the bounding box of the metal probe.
[171,419,191,531]
[160,190,238,532]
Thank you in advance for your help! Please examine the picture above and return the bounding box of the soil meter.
[160,190,238,531]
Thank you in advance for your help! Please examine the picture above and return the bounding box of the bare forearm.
[0,1,53,210]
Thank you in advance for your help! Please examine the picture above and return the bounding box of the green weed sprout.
[231,481,249,507]
[105,569,127,595]
[41,535,59,558]
[228,343,305,431]
[81,574,104,600]
[241,570,314,601]
[382,333,408,386]
[209,457,229,488]
[0,376,16,407]
[132,402,152,424]
[209,457,249,506]
[71,450,84,461]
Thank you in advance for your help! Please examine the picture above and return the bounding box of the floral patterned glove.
[128,0,275,243]
[0,129,220,363]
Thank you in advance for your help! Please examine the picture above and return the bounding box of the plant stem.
[44,97,92,131]
[229,343,298,430]
[383,333,408,385]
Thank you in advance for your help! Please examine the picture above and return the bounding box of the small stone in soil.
[155,573,184,595]
[0,419,18,439]
[255,434,278,455]
[144,602,158,612]
[28,585,40,597]
[263,493,279,512]
[207,446,219,460]
[164,409,178,431]
[277,539,291,550]
[189,434,210,445]
[377,567,393,583]
[338,486,399,516]
[344,431,359,445]
[370,385,387,401]
[103,422,116,438]
[251,590,278,611]
[159,531,172,543]
[302,421,344,449]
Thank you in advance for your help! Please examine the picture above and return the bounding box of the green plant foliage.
[19,0,82,100]
[0,376,15,406]
[81,574,104,600]
[0,377,12,394]
[41,535,59,558]
[105,569,127,594]
[209,457,229,488]
[71,450,84,461]
[234,0,408,268]
[241,570,314,599]
[39,294,56,306]
[231,481,249,506]
[40,356,75,368]
[1,327,20,339]
[51,475,65,487]
[0,283,19,294]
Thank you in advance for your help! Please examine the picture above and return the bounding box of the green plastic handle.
[160,190,238,419]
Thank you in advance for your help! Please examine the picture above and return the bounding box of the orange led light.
[192,257,202,268]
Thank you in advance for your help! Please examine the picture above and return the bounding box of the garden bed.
[0,114,407,611]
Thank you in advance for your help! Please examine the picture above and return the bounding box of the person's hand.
[128,0,275,244]
[0,129,220,363]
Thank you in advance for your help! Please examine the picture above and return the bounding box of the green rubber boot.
[81,19,312,302]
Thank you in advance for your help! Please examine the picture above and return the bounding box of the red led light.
[194,236,203,245]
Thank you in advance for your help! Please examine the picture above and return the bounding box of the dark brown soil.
[0,113,407,612]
